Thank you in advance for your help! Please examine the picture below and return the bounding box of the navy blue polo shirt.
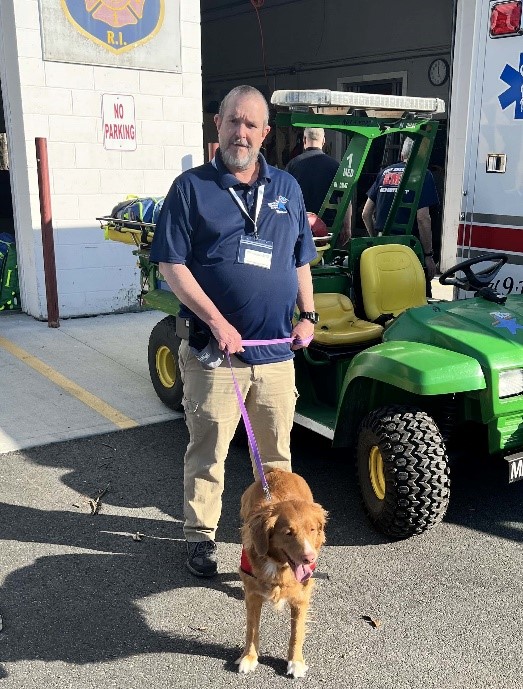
[367,161,439,235]
[150,151,317,365]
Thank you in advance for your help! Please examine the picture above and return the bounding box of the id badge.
[237,236,273,270]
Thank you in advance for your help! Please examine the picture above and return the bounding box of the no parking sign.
[102,94,137,151]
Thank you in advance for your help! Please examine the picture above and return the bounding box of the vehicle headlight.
[499,369,523,399]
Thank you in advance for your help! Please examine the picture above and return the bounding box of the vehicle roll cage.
[272,89,443,264]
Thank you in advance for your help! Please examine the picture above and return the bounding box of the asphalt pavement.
[1,419,522,688]
[1,286,522,688]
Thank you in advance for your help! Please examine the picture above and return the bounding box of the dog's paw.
[287,660,308,678]
[236,654,259,674]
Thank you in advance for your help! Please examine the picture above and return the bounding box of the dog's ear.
[311,503,329,531]
[248,508,277,557]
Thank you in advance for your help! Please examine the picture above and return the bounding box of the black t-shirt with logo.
[367,161,439,235]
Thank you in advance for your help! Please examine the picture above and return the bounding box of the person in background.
[149,85,318,578]
[286,127,352,247]
[428,163,445,264]
[361,137,439,296]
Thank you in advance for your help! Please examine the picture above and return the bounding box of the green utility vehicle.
[99,89,523,540]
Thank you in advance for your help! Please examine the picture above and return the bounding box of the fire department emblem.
[61,0,164,54]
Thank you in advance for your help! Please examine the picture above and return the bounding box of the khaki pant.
[178,339,295,542]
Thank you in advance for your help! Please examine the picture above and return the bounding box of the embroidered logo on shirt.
[268,196,289,213]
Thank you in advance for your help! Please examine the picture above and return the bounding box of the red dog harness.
[240,547,254,576]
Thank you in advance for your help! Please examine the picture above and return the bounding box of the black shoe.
[186,540,218,577]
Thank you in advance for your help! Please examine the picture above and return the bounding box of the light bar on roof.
[271,89,445,115]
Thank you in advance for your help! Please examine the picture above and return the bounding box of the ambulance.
[443,0,523,293]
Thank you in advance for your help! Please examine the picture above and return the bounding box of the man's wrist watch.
[424,251,434,257]
[299,311,320,324]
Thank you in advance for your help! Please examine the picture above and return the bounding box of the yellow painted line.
[0,336,138,430]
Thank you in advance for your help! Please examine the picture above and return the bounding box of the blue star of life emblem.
[499,53,523,119]
[491,311,523,335]
[268,196,289,213]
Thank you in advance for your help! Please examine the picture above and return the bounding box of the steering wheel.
[439,253,508,290]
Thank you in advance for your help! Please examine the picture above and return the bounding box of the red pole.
[35,137,60,328]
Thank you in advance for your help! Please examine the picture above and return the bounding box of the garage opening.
[0,79,20,313]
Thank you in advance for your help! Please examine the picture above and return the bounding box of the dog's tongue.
[291,562,315,583]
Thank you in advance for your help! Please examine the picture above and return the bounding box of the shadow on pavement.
[445,445,523,542]
[15,419,384,549]
[0,550,241,666]
[0,419,379,671]
[1,419,521,672]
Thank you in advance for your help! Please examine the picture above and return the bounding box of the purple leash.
[225,335,313,501]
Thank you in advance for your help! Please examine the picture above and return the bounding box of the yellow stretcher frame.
[96,216,155,247]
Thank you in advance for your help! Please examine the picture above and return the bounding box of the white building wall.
[0,0,202,319]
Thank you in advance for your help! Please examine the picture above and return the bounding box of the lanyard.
[211,157,265,239]
[227,185,265,239]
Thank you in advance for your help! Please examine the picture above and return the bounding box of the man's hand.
[337,203,352,247]
[362,198,376,236]
[338,224,351,248]
[290,319,315,350]
[158,264,244,354]
[210,318,244,354]
[425,256,437,281]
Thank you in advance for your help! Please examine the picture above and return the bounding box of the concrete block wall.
[2,0,202,318]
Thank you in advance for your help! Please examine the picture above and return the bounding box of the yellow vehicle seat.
[313,293,383,345]
[360,244,427,322]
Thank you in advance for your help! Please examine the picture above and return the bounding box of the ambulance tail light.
[490,1,522,37]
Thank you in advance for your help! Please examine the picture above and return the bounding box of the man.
[361,137,439,295]
[150,85,317,578]
[286,127,352,246]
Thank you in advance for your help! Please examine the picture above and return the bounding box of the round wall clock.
[428,58,450,86]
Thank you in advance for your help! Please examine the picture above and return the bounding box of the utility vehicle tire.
[356,406,450,539]
[148,316,183,411]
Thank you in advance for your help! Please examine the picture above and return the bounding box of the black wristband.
[424,251,434,257]
[299,311,319,324]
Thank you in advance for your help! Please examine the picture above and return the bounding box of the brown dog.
[236,468,327,677]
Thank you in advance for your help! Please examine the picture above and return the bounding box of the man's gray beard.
[221,145,258,171]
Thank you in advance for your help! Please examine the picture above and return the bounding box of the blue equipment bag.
[111,196,164,226]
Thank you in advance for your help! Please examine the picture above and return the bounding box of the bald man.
[286,128,352,245]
